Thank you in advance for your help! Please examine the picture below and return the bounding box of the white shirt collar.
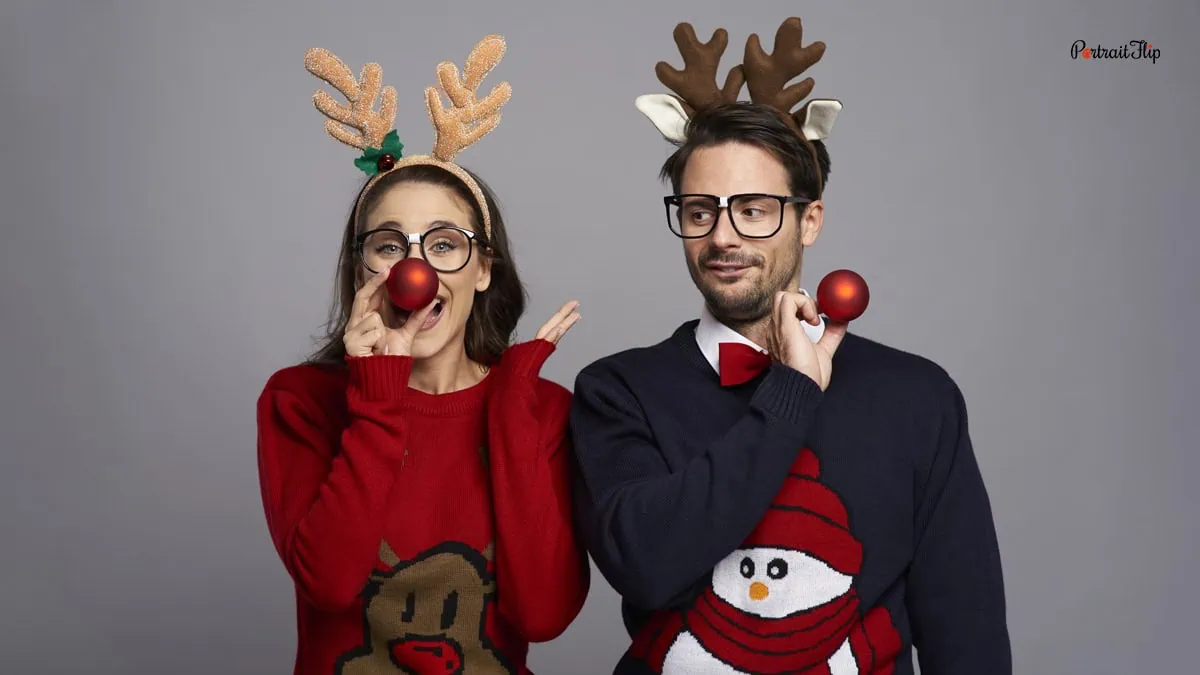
[694,289,826,374]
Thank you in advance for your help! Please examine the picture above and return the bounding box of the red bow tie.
[719,342,771,386]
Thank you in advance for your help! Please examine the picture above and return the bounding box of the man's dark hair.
[659,102,831,201]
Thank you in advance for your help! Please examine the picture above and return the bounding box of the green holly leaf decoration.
[354,130,404,175]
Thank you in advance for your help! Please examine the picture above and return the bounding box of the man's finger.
[772,292,788,336]
[795,294,821,325]
[776,294,803,342]
[817,319,848,356]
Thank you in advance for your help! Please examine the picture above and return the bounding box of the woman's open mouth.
[393,298,445,331]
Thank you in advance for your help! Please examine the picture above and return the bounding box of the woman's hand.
[342,267,438,358]
[534,300,581,345]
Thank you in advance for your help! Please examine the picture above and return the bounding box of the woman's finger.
[546,311,581,344]
[536,300,581,340]
[345,326,382,356]
[348,311,384,335]
[350,268,391,324]
[396,298,439,341]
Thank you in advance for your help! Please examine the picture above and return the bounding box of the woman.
[258,39,589,674]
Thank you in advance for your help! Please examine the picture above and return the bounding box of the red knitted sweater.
[256,339,589,674]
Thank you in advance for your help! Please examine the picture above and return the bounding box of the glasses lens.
[728,194,784,237]
[671,195,720,237]
[360,229,407,273]
[421,226,472,272]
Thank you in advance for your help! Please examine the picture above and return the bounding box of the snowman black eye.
[740,557,755,579]
[767,558,788,579]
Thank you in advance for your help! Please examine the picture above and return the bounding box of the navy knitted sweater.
[569,320,1010,674]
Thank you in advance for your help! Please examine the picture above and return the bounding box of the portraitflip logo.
[1072,39,1159,63]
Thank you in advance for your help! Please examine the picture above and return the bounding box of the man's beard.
[687,245,801,325]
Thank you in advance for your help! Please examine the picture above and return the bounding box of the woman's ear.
[474,251,493,293]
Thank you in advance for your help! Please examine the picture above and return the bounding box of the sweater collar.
[694,290,825,374]
[400,368,494,417]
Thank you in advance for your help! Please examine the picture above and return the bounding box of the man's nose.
[708,208,741,248]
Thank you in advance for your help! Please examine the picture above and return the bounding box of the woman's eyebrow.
[368,219,462,234]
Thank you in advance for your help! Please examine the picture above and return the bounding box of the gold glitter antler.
[424,35,512,162]
[304,47,398,150]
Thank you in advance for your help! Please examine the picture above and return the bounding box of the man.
[569,17,1011,675]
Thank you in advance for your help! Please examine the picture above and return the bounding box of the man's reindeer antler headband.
[635,17,842,195]
[303,35,511,238]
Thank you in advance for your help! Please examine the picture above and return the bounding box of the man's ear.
[800,200,824,247]
[635,94,689,143]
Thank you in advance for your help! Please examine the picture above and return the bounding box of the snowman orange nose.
[749,581,769,601]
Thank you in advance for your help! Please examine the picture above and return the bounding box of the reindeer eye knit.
[568,321,1011,674]
[257,340,589,675]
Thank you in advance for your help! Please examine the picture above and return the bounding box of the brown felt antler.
[304,48,398,150]
[654,23,745,116]
[743,17,826,135]
[636,17,842,149]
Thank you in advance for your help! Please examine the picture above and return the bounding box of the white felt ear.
[799,99,842,141]
[635,94,689,143]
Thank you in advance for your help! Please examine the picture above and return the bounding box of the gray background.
[1,0,1196,673]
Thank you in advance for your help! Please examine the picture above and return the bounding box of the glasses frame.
[663,193,813,239]
[355,225,488,274]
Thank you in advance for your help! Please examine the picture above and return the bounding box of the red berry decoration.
[387,258,439,311]
[376,153,396,172]
[816,269,870,322]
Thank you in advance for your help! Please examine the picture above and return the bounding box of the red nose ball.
[387,258,439,311]
[816,269,870,323]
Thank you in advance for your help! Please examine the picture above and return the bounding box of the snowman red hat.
[742,448,863,576]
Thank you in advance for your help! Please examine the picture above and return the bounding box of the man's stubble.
[687,230,804,331]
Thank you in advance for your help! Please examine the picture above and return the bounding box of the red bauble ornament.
[376,153,396,172]
[386,258,439,311]
[816,269,870,322]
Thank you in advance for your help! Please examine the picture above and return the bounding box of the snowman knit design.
[630,448,903,674]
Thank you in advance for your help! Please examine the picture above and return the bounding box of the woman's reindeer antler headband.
[303,35,511,238]
[635,18,842,195]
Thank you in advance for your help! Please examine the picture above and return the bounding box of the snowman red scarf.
[688,585,865,671]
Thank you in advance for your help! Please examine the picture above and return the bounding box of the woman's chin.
[407,324,464,361]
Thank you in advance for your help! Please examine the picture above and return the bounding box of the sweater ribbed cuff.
[500,339,555,383]
[750,363,823,426]
[346,355,414,400]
